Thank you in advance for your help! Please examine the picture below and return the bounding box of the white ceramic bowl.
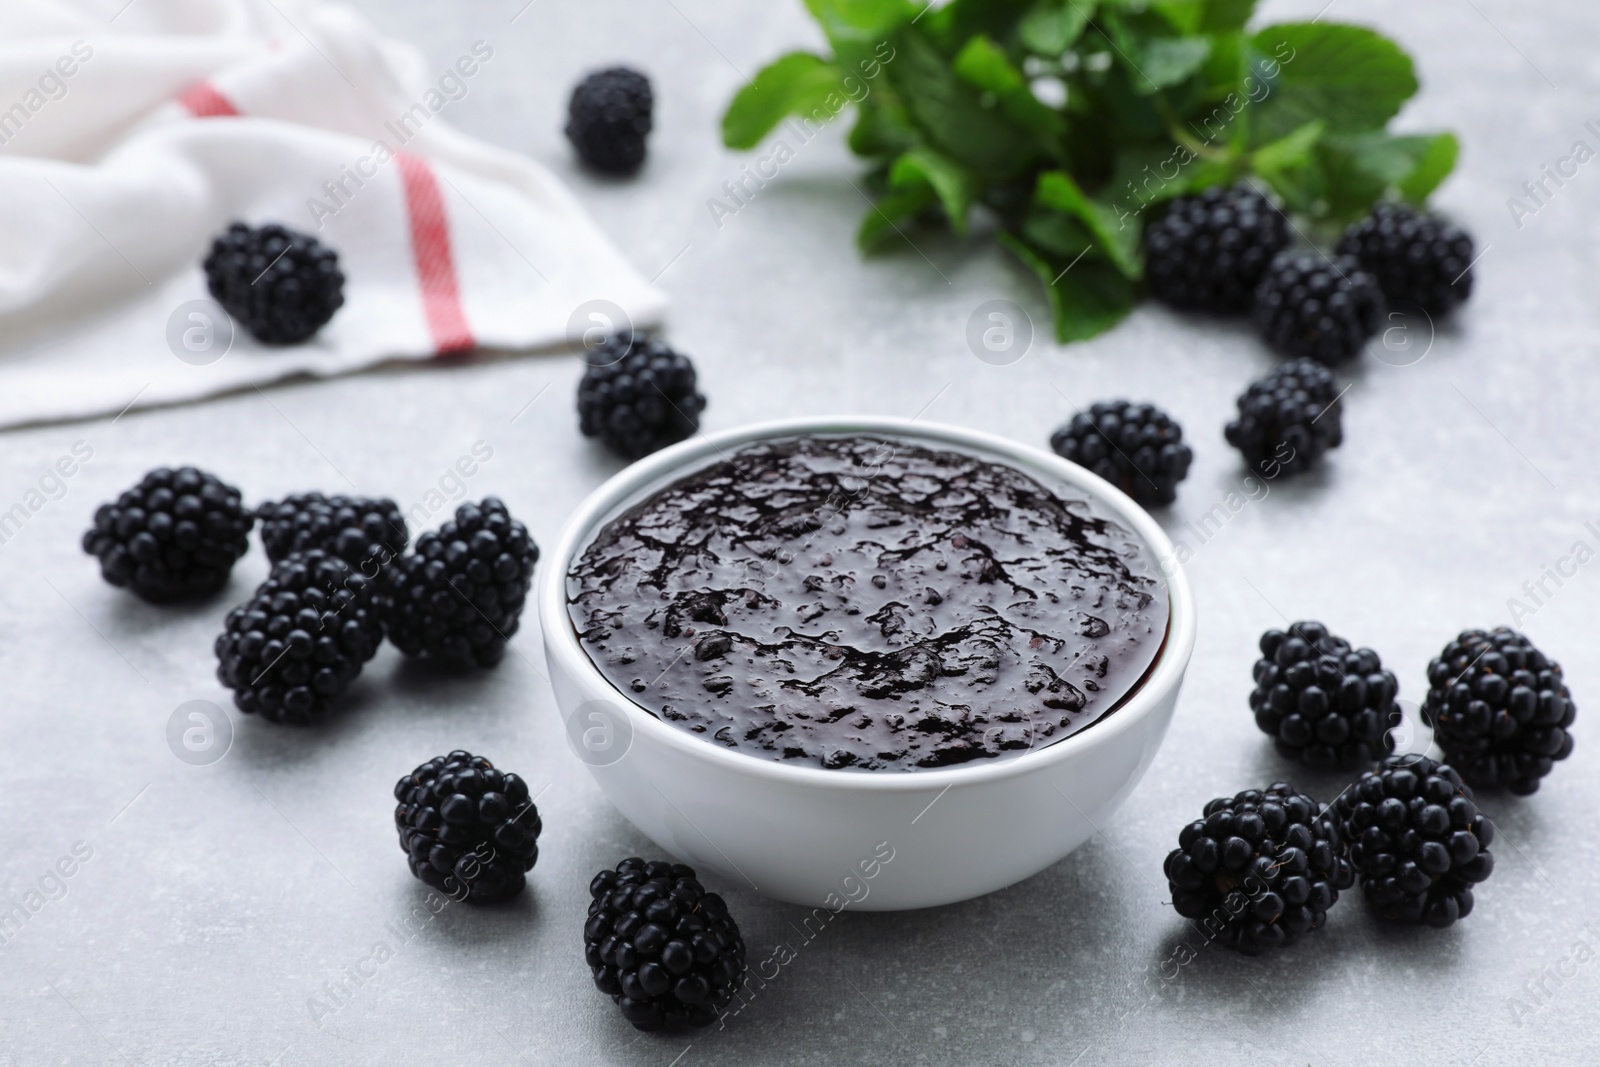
[538,417,1195,910]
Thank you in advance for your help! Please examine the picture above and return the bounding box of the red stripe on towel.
[395,152,475,355]
[177,82,240,118]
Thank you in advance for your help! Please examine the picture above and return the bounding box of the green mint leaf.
[856,183,938,250]
[1197,0,1256,32]
[953,34,1028,93]
[1249,120,1324,213]
[722,53,846,149]
[1034,170,1143,279]
[1150,1,1203,34]
[1019,1,1094,54]
[802,0,916,85]
[1251,119,1324,177]
[848,89,921,157]
[1097,11,1212,94]
[803,0,920,46]
[1394,132,1458,202]
[1154,0,1255,34]
[953,35,1067,140]
[997,232,1135,342]
[887,26,1042,184]
[1271,129,1458,222]
[1020,202,1096,260]
[1104,140,1218,211]
[890,147,979,235]
[1324,130,1459,216]
[1248,23,1418,143]
[1141,36,1214,92]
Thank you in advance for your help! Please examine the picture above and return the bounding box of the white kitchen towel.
[0,0,666,428]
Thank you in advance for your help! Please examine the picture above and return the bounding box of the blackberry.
[257,493,408,571]
[1337,203,1475,315]
[1254,251,1384,364]
[1334,755,1495,927]
[83,466,253,602]
[1223,358,1343,476]
[1163,781,1352,955]
[577,334,706,460]
[203,222,345,345]
[585,858,746,1031]
[1250,621,1400,769]
[382,498,539,670]
[214,549,384,724]
[1421,628,1576,795]
[1143,185,1289,313]
[565,67,653,175]
[1049,401,1193,506]
[393,751,541,903]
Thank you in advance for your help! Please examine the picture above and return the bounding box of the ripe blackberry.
[214,549,384,724]
[1143,185,1289,313]
[1334,755,1495,927]
[1223,358,1343,476]
[585,858,746,1031]
[393,751,541,903]
[577,334,706,460]
[83,466,253,602]
[1421,628,1576,795]
[1049,401,1193,506]
[1337,203,1475,315]
[1163,781,1352,955]
[257,493,408,571]
[382,498,539,670]
[1250,621,1400,769]
[1254,251,1384,364]
[565,67,653,175]
[203,222,345,345]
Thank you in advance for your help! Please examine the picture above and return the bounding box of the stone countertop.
[2,1,1597,1064]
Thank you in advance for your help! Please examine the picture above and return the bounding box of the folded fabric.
[0,0,666,428]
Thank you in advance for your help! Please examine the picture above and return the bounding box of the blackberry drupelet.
[1335,754,1495,927]
[214,548,384,724]
[585,857,746,1031]
[257,493,408,571]
[1254,251,1384,364]
[1049,401,1193,506]
[565,67,653,175]
[1163,781,1353,955]
[577,333,706,460]
[203,221,345,345]
[83,466,253,602]
[1143,185,1289,313]
[382,498,539,670]
[1421,628,1576,795]
[1337,203,1475,315]
[1223,358,1344,476]
[1250,621,1400,769]
[393,751,541,902]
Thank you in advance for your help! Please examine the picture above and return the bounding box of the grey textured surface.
[3,0,1598,1064]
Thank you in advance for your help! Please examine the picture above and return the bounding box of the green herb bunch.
[721,0,1458,342]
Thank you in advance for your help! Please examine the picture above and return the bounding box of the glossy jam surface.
[567,434,1168,771]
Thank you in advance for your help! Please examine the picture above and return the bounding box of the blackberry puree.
[567,434,1168,771]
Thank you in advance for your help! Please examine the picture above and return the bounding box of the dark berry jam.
[567,434,1168,771]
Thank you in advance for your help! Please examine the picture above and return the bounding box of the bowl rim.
[538,416,1196,793]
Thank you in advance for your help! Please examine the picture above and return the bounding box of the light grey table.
[4,1,1597,1064]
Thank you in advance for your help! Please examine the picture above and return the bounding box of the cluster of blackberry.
[1170,618,1573,953]
[84,469,541,724]
[1146,190,1472,363]
[1141,190,1476,478]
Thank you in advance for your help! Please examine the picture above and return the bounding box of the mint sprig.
[721,0,1458,343]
